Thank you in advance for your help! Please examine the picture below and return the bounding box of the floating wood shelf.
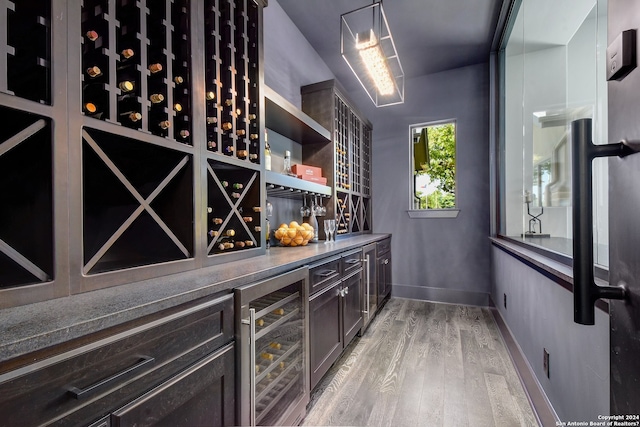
[264,85,330,145]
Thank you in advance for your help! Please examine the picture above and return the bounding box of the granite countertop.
[0,234,389,363]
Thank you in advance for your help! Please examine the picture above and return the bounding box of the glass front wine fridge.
[235,267,309,426]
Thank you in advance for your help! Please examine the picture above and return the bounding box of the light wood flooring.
[302,298,539,427]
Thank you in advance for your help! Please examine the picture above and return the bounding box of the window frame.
[407,119,460,219]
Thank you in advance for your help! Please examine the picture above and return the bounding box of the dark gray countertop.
[0,234,389,363]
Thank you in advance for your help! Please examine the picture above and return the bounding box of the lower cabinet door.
[341,270,362,346]
[309,281,342,390]
[111,343,235,427]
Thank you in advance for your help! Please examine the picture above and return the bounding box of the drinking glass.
[328,219,336,242]
[323,219,331,243]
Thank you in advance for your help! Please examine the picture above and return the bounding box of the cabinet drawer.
[0,294,234,426]
[309,255,341,295]
[341,249,362,275]
[377,238,391,255]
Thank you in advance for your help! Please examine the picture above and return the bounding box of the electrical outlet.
[543,348,550,378]
[504,293,507,309]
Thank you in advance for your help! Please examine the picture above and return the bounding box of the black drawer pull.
[68,356,155,400]
[345,259,360,265]
[316,269,337,277]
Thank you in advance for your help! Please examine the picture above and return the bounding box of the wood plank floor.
[302,298,539,427]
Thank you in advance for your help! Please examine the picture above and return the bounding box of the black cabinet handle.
[571,118,638,325]
[68,356,155,400]
[345,259,360,265]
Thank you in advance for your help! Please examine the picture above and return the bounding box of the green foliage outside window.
[413,122,456,209]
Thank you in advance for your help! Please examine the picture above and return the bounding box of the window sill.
[407,209,460,219]
[490,236,609,312]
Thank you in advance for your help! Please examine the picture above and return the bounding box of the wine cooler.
[235,267,309,426]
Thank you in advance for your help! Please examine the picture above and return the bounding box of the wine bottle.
[254,226,262,232]
[272,308,284,315]
[223,242,234,249]
[84,102,97,114]
[206,117,218,125]
[217,243,225,251]
[207,140,217,149]
[264,136,271,171]
[212,218,223,224]
[237,150,248,158]
[235,108,242,116]
[118,81,134,92]
[242,216,252,222]
[233,183,244,189]
[269,342,281,350]
[225,146,235,155]
[208,230,219,237]
[174,103,183,112]
[236,241,246,248]
[248,113,257,120]
[221,181,229,187]
[221,122,232,131]
[120,111,142,122]
[231,192,241,199]
[260,352,273,361]
[236,129,246,136]
[225,229,236,237]
[179,130,190,139]
[224,98,233,107]
[252,207,261,212]
[174,76,184,84]
[86,66,102,78]
[249,153,258,161]
[245,241,254,247]
[159,120,171,129]
[150,93,164,103]
[85,30,99,42]
[206,91,216,101]
[250,133,259,140]
[149,63,163,73]
[121,49,135,59]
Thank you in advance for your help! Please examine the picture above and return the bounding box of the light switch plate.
[607,29,637,81]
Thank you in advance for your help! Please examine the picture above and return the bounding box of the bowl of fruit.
[273,221,315,247]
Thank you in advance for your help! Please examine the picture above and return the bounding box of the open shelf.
[265,85,330,145]
[265,170,331,199]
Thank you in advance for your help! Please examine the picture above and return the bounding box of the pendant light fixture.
[341,1,404,107]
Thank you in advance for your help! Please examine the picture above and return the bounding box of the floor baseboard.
[490,305,559,427]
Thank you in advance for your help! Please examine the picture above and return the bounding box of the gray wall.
[491,247,610,421]
[263,0,334,108]
[362,64,492,305]
[264,1,492,304]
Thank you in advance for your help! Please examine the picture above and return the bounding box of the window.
[499,0,609,266]
[410,121,456,211]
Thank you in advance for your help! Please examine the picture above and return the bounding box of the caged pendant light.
[341,1,404,107]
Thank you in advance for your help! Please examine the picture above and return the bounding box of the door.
[608,0,640,414]
[341,270,363,345]
[111,344,235,427]
[361,243,377,330]
[309,281,342,390]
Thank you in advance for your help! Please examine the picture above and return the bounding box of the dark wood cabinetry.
[301,80,372,237]
[0,293,235,426]
[0,0,266,308]
[308,249,363,390]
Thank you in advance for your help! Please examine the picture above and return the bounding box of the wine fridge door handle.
[249,308,256,426]
[571,118,636,325]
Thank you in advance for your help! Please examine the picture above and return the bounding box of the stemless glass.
[323,219,330,243]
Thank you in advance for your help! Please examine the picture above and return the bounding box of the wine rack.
[204,0,260,164]
[302,80,372,238]
[0,105,53,288]
[1,0,52,104]
[81,0,193,144]
[207,160,261,255]
[1,0,265,305]
[82,127,193,274]
[334,95,349,191]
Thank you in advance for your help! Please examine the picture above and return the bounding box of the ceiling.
[277,0,506,95]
